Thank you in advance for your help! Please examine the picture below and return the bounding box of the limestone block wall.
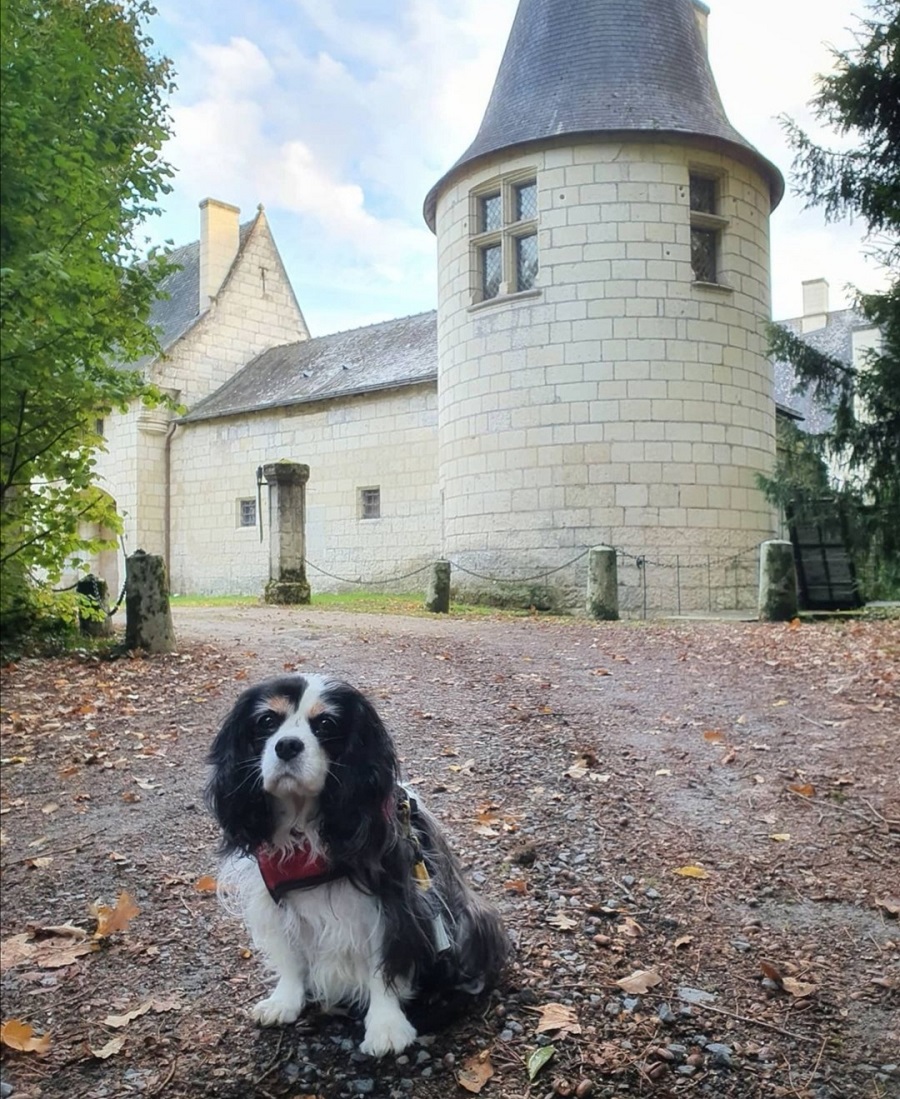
[168,385,440,596]
[154,217,309,408]
[434,140,778,609]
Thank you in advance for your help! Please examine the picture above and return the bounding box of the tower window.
[688,171,728,285]
[238,498,257,527]
[470,173,539,302]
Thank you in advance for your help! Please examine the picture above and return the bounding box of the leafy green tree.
[0,0,175,609]
[766,0,900,595]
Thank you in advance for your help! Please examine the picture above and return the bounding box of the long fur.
[206,673,508,1056]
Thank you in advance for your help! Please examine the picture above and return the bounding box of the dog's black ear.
[319,686,400,882]
[205,693,273,855]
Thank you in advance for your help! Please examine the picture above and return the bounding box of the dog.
[206,673,508,1056]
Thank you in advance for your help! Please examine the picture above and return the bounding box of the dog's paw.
[359,1012,416,1057]
[251,992,305,1027]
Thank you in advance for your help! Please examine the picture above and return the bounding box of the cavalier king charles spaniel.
[206,673,508,1056]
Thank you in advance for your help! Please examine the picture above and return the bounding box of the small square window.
[514,180,537,221]
[239,498,257,527]
[360,487,381,520]
[690,174,717,214]
[94,417,105,437]
[480,192,502,232]
[691,227,718,283]
[515,233,538,291]
[481,243,502,299]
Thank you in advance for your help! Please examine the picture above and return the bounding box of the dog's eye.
[256,712,281,734]
[314,713,338,735]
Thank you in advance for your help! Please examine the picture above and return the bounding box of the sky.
[144,0,882,337]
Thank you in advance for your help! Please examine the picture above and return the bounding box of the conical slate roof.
[424,0,783,228]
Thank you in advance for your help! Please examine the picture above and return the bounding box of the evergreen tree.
[766,0,900,595]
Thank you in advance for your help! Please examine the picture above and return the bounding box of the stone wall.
[168,384,440,596]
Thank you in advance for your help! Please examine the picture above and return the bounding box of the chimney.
[801,278,829,333]
[692,0,709,51]
[199,198,240,306]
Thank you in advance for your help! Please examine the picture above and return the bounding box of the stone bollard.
[76,574,113,637]
[758,540,798,621]
[125,550,176,653]
[425,560,451,613]
[586,545,619,620]
[263,461,311,604]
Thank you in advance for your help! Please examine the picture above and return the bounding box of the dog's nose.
[275,737,304,761]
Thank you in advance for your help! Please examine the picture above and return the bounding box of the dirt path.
[1,606,898,1099]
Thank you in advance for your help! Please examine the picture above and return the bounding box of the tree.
[766,0,900,595]
[0,0,175,613]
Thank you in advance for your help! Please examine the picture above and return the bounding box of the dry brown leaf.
[534,1002,582,1039]
[26,856,53,869]
[92,892,140,938]
[782,976,817,998]
[457,1049,494,1093]
[769,833,791,842]
[672,865,710,879]
[615,969,662,995]
[674,934,694,949]
[32,938,97,969]
[760,961,783,984]
[37,923,87,940]
[547,912,578,931]
[720,747,737,765]
[472,824,499,837]
[875,897,899,918]
[703,729,725,743]
[103,1001,153,1028]
[788,783,816,797]
[90,1035,126,1060]
[618,916,643,939]
[504,879,529,895]
[194,875,217,893]
[0,1019,51,1054]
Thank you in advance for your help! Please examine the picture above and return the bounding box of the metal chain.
[448,547,591,585]
[304,559,434,587]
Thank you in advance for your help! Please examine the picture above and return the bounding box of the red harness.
[255,841,346,902]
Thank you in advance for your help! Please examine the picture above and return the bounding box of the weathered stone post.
[125,550,176,652]
[425,560,451,613]
[758,540,798,621]
[586,545,619,620]
[263,461,311,605]
[76,574,113,637]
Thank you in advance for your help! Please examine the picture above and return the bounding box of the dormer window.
[470,173,539,303]
[689,171,728,285]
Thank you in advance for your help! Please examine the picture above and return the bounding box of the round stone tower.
[424,0,784,612]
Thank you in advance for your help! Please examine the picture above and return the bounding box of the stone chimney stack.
[692,0,709,50]
[199,198,240,307]
[801,278,829,333]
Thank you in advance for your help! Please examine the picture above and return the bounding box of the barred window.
[470,173,539,302]
[360,487,381,520]
[238,498,257,527]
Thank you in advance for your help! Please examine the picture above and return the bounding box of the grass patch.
[169,590,564,620]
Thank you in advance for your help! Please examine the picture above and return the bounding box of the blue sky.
[144,0,881,336]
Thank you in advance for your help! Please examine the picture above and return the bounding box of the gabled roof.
[182,311,438,423]
[115,219,255,372]
[424,0,783,228]
[771,308,864,434]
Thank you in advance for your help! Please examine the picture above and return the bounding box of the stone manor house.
[93,0,875,613]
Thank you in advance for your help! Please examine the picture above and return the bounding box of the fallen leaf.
[772,699,789,707]
[534,1002,582,1040]
[194,875,217,893]
[720,747,737,765]
[655,768,671,776]
[41,802,59,815]
[26,856,52,869]
[760,961,783,984]
[457,1049,494,1093]
[788,783,816,797]
[0,1019,51,1053]
[103,1001,153,1028]
[616,969,662,995]
[90,1035,126,1059]
[472,824,499,837]
[92,892,140,939]
[769,833,791,842]
[672,865,710,879]
[674,934,694,949]
[618,916,643,939]
[525,1044,556,1081]
[547,912,578,931]
[591,667,612,676]
[875,897,899,918]
[504,879,529,895]
[703,729,725,743]
[782,976,817,998]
